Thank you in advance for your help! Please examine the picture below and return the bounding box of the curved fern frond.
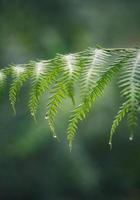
[109,102,129,149]
[28,59,60,118]
[0,70,6,95]
[0,47,140,149]
[80,48,111,99]
[46,82,67,137]
[9,64,29,113]
[59,53,82,104]
[45,53,81,135]
[117,50,140,139]
[120,50,140,131]
[67,55,123,150]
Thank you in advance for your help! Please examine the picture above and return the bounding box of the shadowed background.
[0,0,140,199]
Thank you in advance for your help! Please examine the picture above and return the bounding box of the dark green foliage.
[0,47,140,149]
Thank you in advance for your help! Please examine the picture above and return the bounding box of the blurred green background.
[0,0,140,199]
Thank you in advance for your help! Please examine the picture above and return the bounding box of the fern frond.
[45,53,81,135]
[0,70,6,94]
[28,59,60,118]
[0,47,140,149]
[45,82,67,137]
[118,50,140,138]
[9,64,29,113]
[109,102,129,149]
[67,56,123,150]
[80,48,111,99]
[60,53,81,104]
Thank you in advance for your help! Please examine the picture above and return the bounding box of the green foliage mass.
[0,47,140,149]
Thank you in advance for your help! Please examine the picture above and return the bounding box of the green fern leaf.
[28,59,60,118]
[0,47,140,149]
[0,70,6,94]
[45,53,81,135]
[46,82,67,137]
[118,50,140,138]
[109,102,129,149]
[67,55,123,150]
[9,64,29,113]
[60,53,82,104]
[80,48,111,99]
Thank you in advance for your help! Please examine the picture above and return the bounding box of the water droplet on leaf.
[129,135,133,141]
[45,115,48,120]
[31,112,34,116]
[108,141,112,150]
[69,142,72,152]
